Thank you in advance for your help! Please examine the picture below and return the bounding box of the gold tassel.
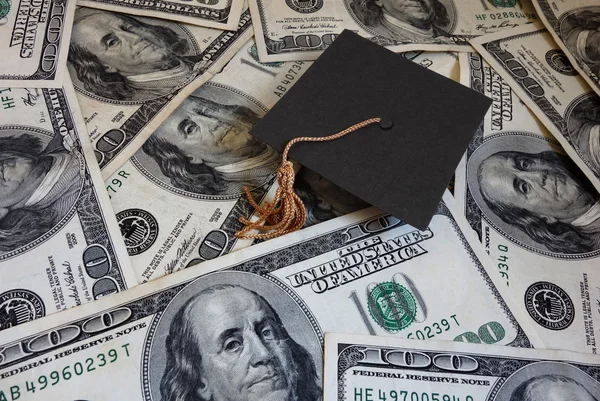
[235,117,382,240]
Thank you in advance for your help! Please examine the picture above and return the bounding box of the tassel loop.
[235,117,382,240]
[234,161,306,240]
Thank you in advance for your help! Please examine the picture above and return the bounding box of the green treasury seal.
[487,0,516,7]
[248,44,284,67]
[368,281,416,332]
[0,0,10,19]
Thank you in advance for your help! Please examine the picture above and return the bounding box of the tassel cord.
[234,117,381,240]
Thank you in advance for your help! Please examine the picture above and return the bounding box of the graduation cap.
[234,30,491,239]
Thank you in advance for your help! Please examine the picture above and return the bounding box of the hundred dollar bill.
[325,332,600,401]
[78,0,243,29]
[0,191,544,401]
[106,39,460,283]
[455,52,600,354]
[104,39,311,283]
[0,0,75,88]
[471,24,600,193]
[0,77,137,332]
[247,0,538,62]
[533,0,600,98]
[68,7,253,179]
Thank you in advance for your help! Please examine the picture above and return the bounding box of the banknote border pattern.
[439,201,531,348]
[532,0,558,30]
[334,343,600,401]
[75,172,133,290]
[84,0,234,21]
[94,11,253,171]
[183,177,275,269]
[482,31,600,179]
[0,0,69,81]
[53,86,132,292]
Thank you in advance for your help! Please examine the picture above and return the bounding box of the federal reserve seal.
[285,0,323,13]
[545,50,578,76]
[116,209,159,256]
[0,289,45,330]
[524,282,575,331]
[368,282,416,332]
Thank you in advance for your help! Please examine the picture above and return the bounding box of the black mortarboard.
[249,30,491,230]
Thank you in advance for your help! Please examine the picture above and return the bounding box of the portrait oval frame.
[132,82,276,200]
[141,270,324,401]
[0,125,85,260]
[491,361,600,401]
[564,93,600,175]
[68,9,202,105]
[342,0,458,43]
[466,131,600,259]
[558,5,600,78]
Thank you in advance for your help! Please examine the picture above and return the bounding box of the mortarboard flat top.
[250,30,491,230]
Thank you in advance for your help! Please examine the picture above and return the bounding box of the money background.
[71,7,254,178]
[471,24,600,193]
[325,332,600,401]
[0,0,76,88]
[249,0,539,62]
[455,52,600,354]
[533,0,600,98]
[105,40,461,283]
[0,192,544,401]
[4,0,600,399]
[0,78,136,332]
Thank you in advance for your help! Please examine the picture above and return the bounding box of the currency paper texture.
[324,332,600,401]
[77,0,243,29]
[533,0,600,98]
[471,24,600,193]
[455,52,600,354]
[0,77,137,332]
[69,7,253,179]
[401,51,459,82]
[0,0,75,88]
[106,40,460,284]
[248,0,538,62]
[0,192,543,401]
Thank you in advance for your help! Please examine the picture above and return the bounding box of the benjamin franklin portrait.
[467,134,600,255]
[349,0,454,42]
[68,8,202,102]
[494,362,600,401]
[560,8,600,83]
[0,130,83,254]
[145,272,322,401]
[566,94,600,175]
[134,84,279,197]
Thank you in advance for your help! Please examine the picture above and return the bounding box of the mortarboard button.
[378,117,393,130]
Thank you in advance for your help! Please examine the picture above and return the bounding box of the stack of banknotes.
[1,0,600,399]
